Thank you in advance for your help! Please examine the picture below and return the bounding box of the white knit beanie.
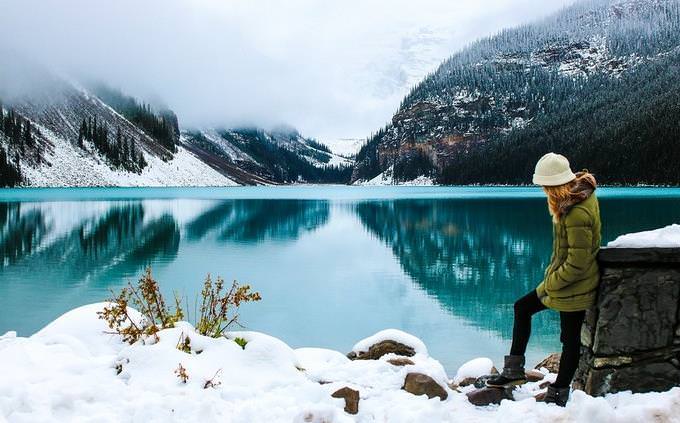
[532,153,576,186]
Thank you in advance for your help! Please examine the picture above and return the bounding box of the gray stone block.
[577,247,680,396]
[593,268,680,355]
[584,361,680,395]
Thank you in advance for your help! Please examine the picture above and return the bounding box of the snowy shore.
[1,303,678,422]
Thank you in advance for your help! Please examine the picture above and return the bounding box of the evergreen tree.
[23,121,33,147]
[78,119,86,148]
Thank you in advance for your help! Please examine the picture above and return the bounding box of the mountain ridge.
[0,65,352,187]
[352,0,680,185]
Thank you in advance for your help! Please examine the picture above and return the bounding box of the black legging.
[509,290,585,388]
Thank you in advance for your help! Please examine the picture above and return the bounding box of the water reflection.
[355,198,557,340]
[186,199,329,242]
[0,203,48,266]
[0,198,332,334]
[354,195,680,341]
[1,190,679,362]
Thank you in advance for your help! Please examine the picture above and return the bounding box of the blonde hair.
[543,171,597,222]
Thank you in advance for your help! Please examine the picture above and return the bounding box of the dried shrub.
[99,267,261,345]
[98,267,183,344]
[175,363,189,383]
[177,333,191,353]
[195,275,261,338]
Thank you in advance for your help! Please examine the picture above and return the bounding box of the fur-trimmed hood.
[557,171,596,217]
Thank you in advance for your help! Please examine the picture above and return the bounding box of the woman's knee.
[514,298,530,316]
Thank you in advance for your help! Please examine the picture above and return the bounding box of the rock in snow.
[535,353,561,374]
[331,386,360,414]
[466,387,513,406]
[348,329,428,359]
[1,304,680,422]
[402,372,448,401]
[387,357,416,367]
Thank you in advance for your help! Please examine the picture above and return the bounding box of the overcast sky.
[0,0,574,141]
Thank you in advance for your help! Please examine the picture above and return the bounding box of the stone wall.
[575,247,680,395]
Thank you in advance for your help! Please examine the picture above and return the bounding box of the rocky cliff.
[352,0,680,185]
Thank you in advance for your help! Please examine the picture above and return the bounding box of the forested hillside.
[0,62,352,187]
[182,128,352,185]
[91,84,179,155]
[352,0,680,185]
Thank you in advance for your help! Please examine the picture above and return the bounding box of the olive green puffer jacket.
[535,193,601,312]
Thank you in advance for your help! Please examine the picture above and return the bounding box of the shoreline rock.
[402,372,448,401]
[347,339,416,360]
[534,353,561,373]
[331,387,360,415]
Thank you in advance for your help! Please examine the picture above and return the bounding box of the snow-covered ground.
[1,303,678,422]
[607,224,680,248]
[21,124,236,187]
[354,166,436,186]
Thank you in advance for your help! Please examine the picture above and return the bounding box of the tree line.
[78,116,147,172]
[440,51,680,185]
[0,100,27,187]
[92,84,179,154]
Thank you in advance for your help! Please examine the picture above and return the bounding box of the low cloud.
[0,0,574,140]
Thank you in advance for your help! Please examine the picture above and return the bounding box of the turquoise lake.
[1,186,679,372]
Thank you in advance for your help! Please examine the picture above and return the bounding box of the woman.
[486,153,601,407]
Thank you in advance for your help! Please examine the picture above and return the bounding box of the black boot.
[543,385,570,406]
[486,355,527,388]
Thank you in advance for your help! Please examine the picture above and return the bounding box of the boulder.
[386,357,415,366]
[402,372,448,400]
[331,387,359,415]
[347,340,416,360]
[525,369,545,382]
[466,387,513,406]
[534,353,561,373]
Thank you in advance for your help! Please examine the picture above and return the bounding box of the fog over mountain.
[0,0,573,140]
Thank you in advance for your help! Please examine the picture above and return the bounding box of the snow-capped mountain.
[0,62,352,187]
[319,138,365,158]
[352,0,680,185]
[359,26,458,101]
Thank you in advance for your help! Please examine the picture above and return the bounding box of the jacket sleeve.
[543,207,594,293]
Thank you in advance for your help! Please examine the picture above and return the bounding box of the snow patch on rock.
[351,329,428,357]
[607,224,680,248]
[454,357,495,384]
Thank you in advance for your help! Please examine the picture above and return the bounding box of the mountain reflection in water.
[1,188,679,371]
